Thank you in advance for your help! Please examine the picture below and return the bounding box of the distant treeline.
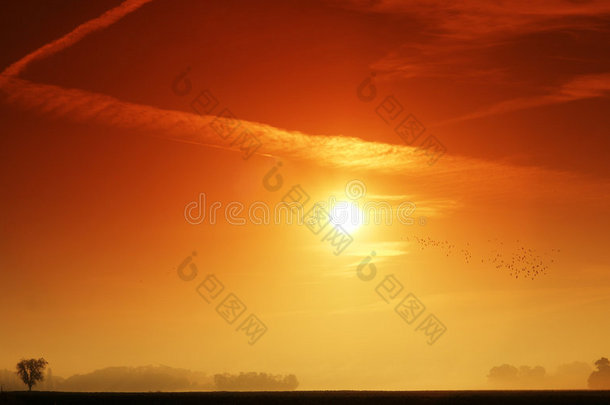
[0,366,298,392]
[214,372,298,391]
[487,359,610,390]
[0,369,25,391]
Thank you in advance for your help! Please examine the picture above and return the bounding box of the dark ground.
[1,391,610,405]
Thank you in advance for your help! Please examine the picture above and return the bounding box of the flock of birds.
[483,240,560,279]
[403,235,559,280]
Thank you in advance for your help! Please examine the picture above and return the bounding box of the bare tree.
[16,358,48,391]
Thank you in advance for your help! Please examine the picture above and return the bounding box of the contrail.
[1,75,608,208]
[0,0,432,173]
[1,0,608,208]
[2,0,153,77]
[0,76,431,172]
[436,72,610,126]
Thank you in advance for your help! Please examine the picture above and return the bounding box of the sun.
[329,200,364,233]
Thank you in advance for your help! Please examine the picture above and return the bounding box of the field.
[1,391,610,405]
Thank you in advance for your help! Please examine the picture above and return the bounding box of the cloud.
[339,0,610,48]
[2,0,153,77]
[0,0,608,210]
[2,75,610,210]
[0,76,430,172]
[438,72,610,125]
[335,0,610,120]
[340,0,610,78]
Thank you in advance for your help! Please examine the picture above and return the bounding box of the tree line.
[2,359,299,392]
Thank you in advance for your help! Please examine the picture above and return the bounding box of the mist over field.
[0,366,298,392]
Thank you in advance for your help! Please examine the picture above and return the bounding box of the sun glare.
[330,201,364,233]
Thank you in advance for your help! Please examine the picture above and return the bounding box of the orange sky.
[1,0,610,390]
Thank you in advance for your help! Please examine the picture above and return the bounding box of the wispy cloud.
[1,0,153,77]
[2,76,609,209]
[336,0,610,120]
[0,76,428,172]
[342,0,610,76]
[438,72,610,125]
[340,0,610,47]
[1,0,608,209]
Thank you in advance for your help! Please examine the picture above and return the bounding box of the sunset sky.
[1,0,610,390]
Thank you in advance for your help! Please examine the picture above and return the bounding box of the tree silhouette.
[588,357,610,389]
[214,372,299,391]
[16,358,48,391]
